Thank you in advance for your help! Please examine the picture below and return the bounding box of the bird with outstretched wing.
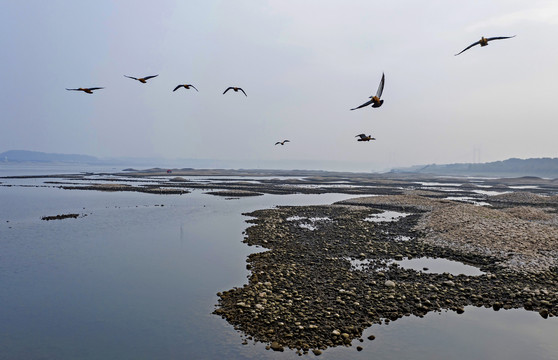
[124,74,159,83]
[223,86,247,96]
[66,87,104,94]
[455,35,515,56]
[351,73,385,110]
[173,84,198,92]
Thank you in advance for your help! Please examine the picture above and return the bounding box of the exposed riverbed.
[2,168,558,358]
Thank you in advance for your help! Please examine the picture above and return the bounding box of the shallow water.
[286,216,332,230]
[364,210,410,222]
[444,196,492,206]
[1,166,557,359]
[393,257,485,276]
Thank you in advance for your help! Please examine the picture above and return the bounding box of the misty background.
[1,1,557,172]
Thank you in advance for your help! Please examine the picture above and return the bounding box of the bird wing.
[275,142,281,145]
[143,75,158,80]
[486,35,516,42]
[223,87,233,94]
[284,140,290,143]
[355,134,366,139]
[239,88,247,96]
[375,73,385,98]
[66,88,78,91]
[454,40,481,56]
[173,85,183,91]
[351,99,374,110]
[124,75,138,80]
[88,87,104,91]
[190,85,199,91]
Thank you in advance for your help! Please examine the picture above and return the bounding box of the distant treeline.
[392,158,558,177]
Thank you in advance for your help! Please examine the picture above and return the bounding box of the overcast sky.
[1,0,557,171]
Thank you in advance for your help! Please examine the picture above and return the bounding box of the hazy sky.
[2,0,557,171]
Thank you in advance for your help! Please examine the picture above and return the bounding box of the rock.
[385,280,396,288]
[443,280,455,287]
[270,342,284,352]
[332,329,341,336]
[367,335,376,341]
[539,309,549,319]
[312,349,322,356]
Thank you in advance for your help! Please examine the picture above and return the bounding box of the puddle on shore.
[365,210,410,223]
[473,189,511,196]
[286,216,332,230]
[445,196,492,206]
[394,257,485,276]
[415,182,462,187]
[349,258,371,271]
[348,257,485,276]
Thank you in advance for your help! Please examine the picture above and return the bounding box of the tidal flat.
[2,167,558,359]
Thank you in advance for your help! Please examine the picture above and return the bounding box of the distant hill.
[391,158,558,178]
[0,150,98,163]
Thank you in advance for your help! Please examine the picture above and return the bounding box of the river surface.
[1,164,557,359]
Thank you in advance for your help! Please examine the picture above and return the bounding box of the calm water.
[1,165,557,359]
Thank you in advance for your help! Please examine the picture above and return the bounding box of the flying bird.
[350,73,385,110]
[173,84,198,92]
[124,75,159,83]
[223,87,247,96]
[454,36,516,56]
[65,87,104,94]
[356,134,375,142]
[275,140,290,145]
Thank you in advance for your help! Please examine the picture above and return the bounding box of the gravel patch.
[214,197,558,353]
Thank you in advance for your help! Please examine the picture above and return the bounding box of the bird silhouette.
[455,36,515,56]
[275,140,290,145]
[356,134,375,141]
[223,87,247,96]
[66,87,104,94]
[124,75,158,83]
[173,84,198,92]
[351,73,385,110]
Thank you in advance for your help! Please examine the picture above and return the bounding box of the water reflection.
[1,169,558,360]
[350,306,558,360]
[393,257,485,276]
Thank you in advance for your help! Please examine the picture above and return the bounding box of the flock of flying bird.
[66,35,515,147]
